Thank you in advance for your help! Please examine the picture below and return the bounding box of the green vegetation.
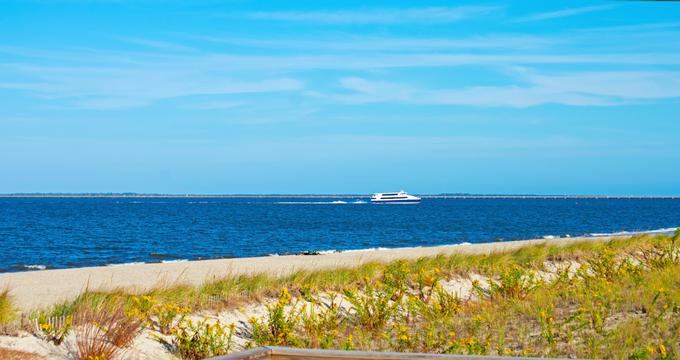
[171,318,235,360]
[35,234,655,319]
[0,288,16,325]
[13,231,680,359]
[242,231,680,359]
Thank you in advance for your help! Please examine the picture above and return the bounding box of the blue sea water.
[0,197,679,272]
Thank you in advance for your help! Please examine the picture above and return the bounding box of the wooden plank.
[208,347,272,360]
[267,347,560,360]
[209,347,571,360]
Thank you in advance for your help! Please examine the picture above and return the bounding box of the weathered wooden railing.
[209,347,562,360]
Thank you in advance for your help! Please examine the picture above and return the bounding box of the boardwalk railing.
[208,347,563,360]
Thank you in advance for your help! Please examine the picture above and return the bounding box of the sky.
[1,0,680,195]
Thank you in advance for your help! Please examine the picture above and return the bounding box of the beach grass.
[36,232,666,317]
[19,231,679,359]
[240,231,679,358]
[0,288,15,324]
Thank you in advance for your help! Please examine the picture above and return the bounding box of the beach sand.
[0,236,615,311]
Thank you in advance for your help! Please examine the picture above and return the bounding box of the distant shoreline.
[2,194,679,199]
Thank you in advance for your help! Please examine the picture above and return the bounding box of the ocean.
[1,197,678,272]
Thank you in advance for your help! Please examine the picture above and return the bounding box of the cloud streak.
[318,70,680,108]
[244,6,499,24]
[190,34,555,51]
[514,5,614,23]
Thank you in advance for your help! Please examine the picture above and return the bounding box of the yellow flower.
[660,344,667,357]
[399,334,408,341]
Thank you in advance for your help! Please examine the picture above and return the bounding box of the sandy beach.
[0,235,619,311]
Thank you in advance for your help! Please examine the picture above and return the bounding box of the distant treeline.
[1,193,678,199]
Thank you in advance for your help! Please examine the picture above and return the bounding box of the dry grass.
[0,348,44,360]
[73,302,143,360]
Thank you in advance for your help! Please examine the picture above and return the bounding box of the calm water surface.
[1,197,679,272]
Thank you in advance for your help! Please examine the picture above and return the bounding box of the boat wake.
[274,200,367,205]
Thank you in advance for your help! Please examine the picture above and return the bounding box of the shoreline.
[0,235,629,311]
[5,227,677,274]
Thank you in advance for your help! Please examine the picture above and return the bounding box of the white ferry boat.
[370,191,421,204]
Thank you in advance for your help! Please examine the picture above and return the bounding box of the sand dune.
[0,236,614,311]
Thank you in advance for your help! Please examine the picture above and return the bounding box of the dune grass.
[0,288,16,325]
[34,233,660,320]
[243,231,680,358]
[20,232,679,359]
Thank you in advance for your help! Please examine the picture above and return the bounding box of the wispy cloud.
[114,37,196,52]
[244,6,499,24]
[182,100,245,110]
[514,5,614,23]
[315,70,680,108]
[0,62,304,109]
[191,34,554,51]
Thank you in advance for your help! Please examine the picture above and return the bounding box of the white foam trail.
[266,241,474,257]
[107,262,145,267]
[274,201,349,204]
[23,264,46,270]
[589,227,677,237]
[317,250,338,255]
[341,247,391,253]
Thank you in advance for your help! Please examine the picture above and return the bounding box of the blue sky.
[1,0,680,195]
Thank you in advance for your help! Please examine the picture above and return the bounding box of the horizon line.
[1,193,680,199]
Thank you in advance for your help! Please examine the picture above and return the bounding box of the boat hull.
[370,199,420,204]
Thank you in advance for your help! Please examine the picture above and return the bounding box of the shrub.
[300,294,344,348]
[489,265,539,299]
[429,283,461,318]
[344,279,402,333]
[639,232,680,269]
[248,288,303,346]
[150,303,190,335]
[126,295,189,334]
[172,318,235,360]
